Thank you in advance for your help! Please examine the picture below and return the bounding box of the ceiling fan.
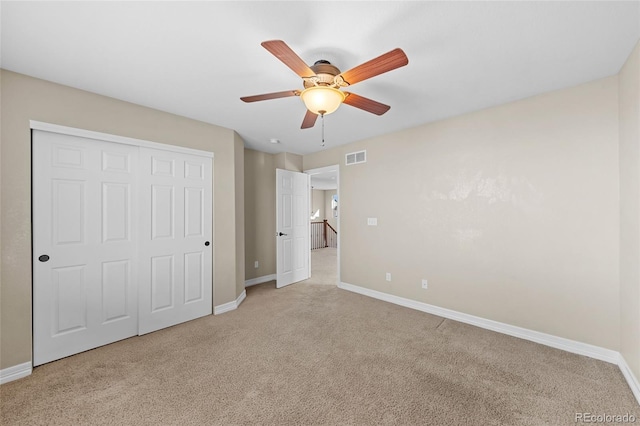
[240,40,409,129]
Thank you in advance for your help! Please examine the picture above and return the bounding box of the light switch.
[367,218,378,226]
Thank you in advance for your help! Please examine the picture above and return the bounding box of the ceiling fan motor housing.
[304,60,341,88]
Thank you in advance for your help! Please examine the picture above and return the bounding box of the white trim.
[305,164,339,176]
[30,121,214,158]
[338,282,620,364]
[214,299,236,315]
[236,289,246,308]
[245,274,276,287]
[0,362,32,385]
[618,354,640,405]
[214,290,246,315]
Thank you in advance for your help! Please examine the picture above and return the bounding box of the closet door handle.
[205,241,210,246]
[39,255,50,262]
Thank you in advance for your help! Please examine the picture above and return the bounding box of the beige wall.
[244,150,305,281]
[312,189,326,221]
[275,152,303,172]
[0,70,244,369]
[324,190,337,230]
[244,149,276,280]
[304,76,621,350]
[619,40,640,379]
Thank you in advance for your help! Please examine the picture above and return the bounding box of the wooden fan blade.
[343,92,391,115]
[339,48,408,86]
[240,90,299,103]
[301,110,318,129]
[261,40,316,79]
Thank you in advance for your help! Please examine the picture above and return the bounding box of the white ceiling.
[1,1,638,155]
[310,170,337,191]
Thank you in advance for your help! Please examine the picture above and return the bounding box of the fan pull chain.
[321,113,325,147]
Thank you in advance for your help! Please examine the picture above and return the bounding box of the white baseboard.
[618,354,640,405]
[236,289,246,308]
[245,274,276,288]
[338,282,619,364]
[339,281,640,405]
[214,289,247,315]
[0,361,32,385]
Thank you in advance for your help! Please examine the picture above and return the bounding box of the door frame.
[30,121,213,158]
[304,164,340,285]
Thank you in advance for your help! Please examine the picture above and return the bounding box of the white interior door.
[276,169,310,288]
[138,148,213,334]
[33,131,139,366]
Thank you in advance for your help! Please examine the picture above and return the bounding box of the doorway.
[305,165,340,286]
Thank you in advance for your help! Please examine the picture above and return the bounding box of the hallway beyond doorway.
[308,247,337,286]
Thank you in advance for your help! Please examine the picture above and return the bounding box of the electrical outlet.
[422,279,428,289]
[386,272,391,282]
[254,261,259,269]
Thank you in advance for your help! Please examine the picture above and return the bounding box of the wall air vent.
[345,150,366,166]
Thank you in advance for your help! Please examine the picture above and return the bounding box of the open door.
[276,169,310,288]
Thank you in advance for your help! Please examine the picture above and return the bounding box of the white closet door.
[33,131,138,366]
[138,148,213,334]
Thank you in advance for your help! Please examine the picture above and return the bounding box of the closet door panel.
[138,148,212,334]
[33,131,138,366]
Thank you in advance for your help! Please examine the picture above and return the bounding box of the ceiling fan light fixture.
[300,86,346,116]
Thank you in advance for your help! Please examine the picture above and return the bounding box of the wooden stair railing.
[324,220,337,249]
[311,219,337,250]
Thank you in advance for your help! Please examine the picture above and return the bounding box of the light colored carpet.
[1,263,637,425]
[309,247,338,286]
